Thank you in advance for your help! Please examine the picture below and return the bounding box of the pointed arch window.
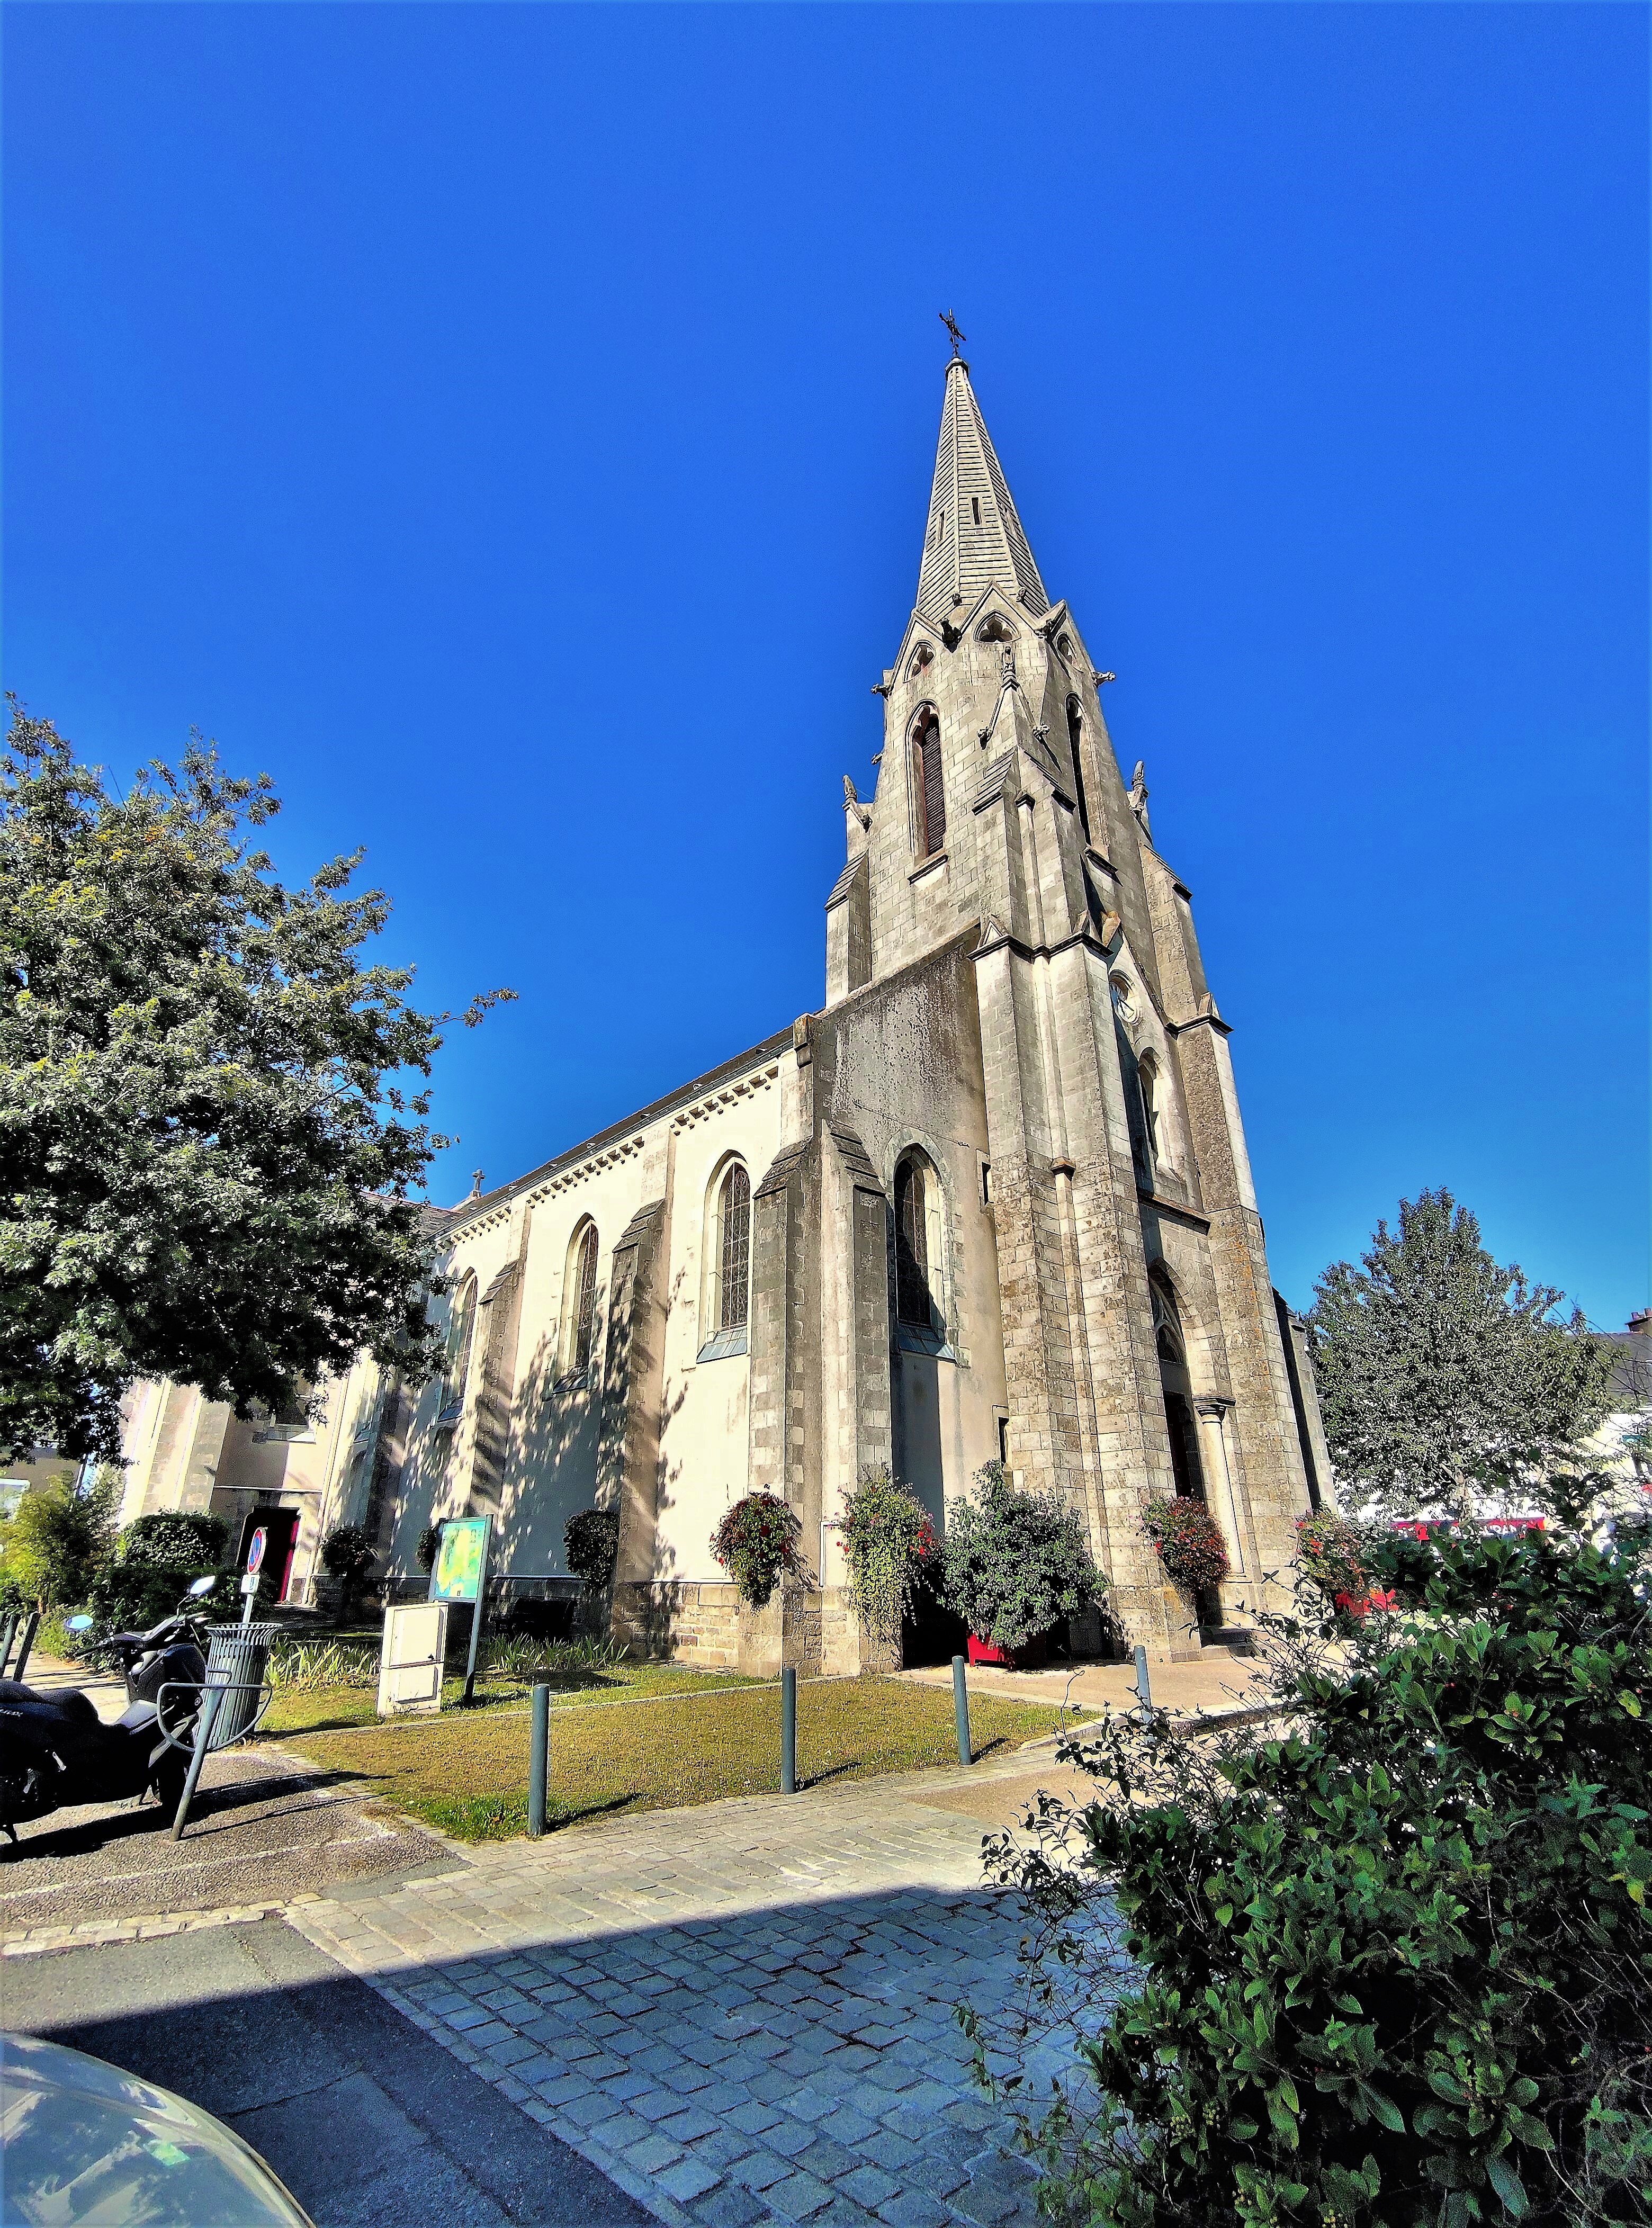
[437,1276,477,1424]
[1065,697,1091,840]
[1137,1052,1162,1177]
[560,1223,599,1380]
[893,1149,952,1355]
[699,1160,752,1361]
[911,710,945,859]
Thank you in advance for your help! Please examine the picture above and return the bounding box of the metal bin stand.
[203,1623,280,1748]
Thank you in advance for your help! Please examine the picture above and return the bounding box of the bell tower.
[823,343,1314,1647]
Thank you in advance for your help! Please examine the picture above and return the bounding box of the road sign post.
[241,1524,267,1628]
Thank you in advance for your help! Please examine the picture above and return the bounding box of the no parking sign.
[242,1524,267,1598]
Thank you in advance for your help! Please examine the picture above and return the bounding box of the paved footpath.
[286,1753,1089,2228]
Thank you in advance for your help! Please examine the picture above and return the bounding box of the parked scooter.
[0,1576,219,1846]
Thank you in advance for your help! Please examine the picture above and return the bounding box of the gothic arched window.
[1065,697,1092,840]
[438,1275,477,1422]
[698,1161,752,1361]
[894,1152,942,1330]
[562,1222,599,1377]
[911,710,945,859]
[717,1163,750,1333]
[1137,1052,1162,1176]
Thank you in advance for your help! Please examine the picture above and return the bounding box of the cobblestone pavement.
[289,1756,1085,2228]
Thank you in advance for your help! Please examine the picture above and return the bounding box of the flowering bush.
[836,1468,936,1646]
[1142,1494,1229,1594]
[1296,1508,1395,1621]
[710,1490,801,1608]
[942,1461,1104,1651]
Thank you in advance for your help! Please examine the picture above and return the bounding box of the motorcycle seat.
[0,1680,99,1725]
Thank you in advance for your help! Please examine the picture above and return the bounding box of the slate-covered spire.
[914,356,1048,625]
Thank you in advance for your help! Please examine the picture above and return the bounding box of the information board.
[429,1517,490,1604]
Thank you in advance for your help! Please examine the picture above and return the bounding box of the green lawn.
[261,1657,765,1737]
[274,1674,1087,1840]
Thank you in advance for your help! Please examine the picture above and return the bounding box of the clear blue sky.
[5,3,1646,1325]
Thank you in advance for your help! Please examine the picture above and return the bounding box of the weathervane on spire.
[939,310,966,360]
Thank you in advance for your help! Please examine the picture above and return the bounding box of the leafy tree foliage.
[968,1521,1652,2226]
[942,1460,1104,1650]
[0,1469,119,1609]
[0,702,510,1461]
[1309,1190,1615,1516]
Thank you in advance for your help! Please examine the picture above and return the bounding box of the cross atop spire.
[914,354,1048,625]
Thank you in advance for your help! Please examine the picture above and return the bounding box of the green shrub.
[1142,1492,1230,1594]
[710,1491,801,1608]
[320,1523,375,1580]
[942,1461,1103,1651]
[118,1511,229,1567]
[564,1507,620,1592]
[416,1524,441,1573]
[0,1472,119,1609]
[84,1561,233,1639]
[971,1524,1652,2225]
[836,1468,936,1647]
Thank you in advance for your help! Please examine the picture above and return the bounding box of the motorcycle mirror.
[65,1614,94,1632]
[187,1575,217,1597]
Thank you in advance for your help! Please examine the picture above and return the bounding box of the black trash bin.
[203,1623,280,1747]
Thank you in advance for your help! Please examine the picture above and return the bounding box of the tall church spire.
[914,356,1048,624]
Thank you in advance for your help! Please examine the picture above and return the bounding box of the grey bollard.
[528,1683,551,1837]
[953,1655,972,1766]
[0,1612,17,1678]
[11,1612,40,1683]
[780,1667,797,1794]
[1133,1643,1153,1726]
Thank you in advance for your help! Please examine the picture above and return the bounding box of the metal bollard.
[0,1612,17,1678]
[528,1683,551,1838]
[11,1612,40,1684]
[172,1678,228,1840]
[1133,1643,1153,1726]
[953,1655,972,1766]
[780,1667,797,1794]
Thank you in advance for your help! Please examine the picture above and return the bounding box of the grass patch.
[283,1675,1089,1840]
[260,1658,767,1738]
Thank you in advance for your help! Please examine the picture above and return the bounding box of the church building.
[120,348,1331,1666]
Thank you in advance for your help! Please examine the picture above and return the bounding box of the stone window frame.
[434,1275,477,1428]
[697,1152,752,1363]
[557,1218,601,1385]
[906,701,946,863]
[885,1133,958,1361]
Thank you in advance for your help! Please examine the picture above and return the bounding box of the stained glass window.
[720,1164,750,1332]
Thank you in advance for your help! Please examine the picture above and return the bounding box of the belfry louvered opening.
[911,709,946,858]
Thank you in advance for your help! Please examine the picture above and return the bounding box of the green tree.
[1308,1189,1615,1517]
[0,702,510,1461]
[0,1469,120,1610]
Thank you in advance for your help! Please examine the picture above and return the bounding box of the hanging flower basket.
[1141,1496,1230,1595]
[710,1490,801,1609]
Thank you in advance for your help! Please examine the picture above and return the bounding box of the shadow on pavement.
[4,1917,651,2226]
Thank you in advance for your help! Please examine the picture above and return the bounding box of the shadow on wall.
[500,1308,608,1586]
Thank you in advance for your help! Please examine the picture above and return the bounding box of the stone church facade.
[120,353,1330,1666]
